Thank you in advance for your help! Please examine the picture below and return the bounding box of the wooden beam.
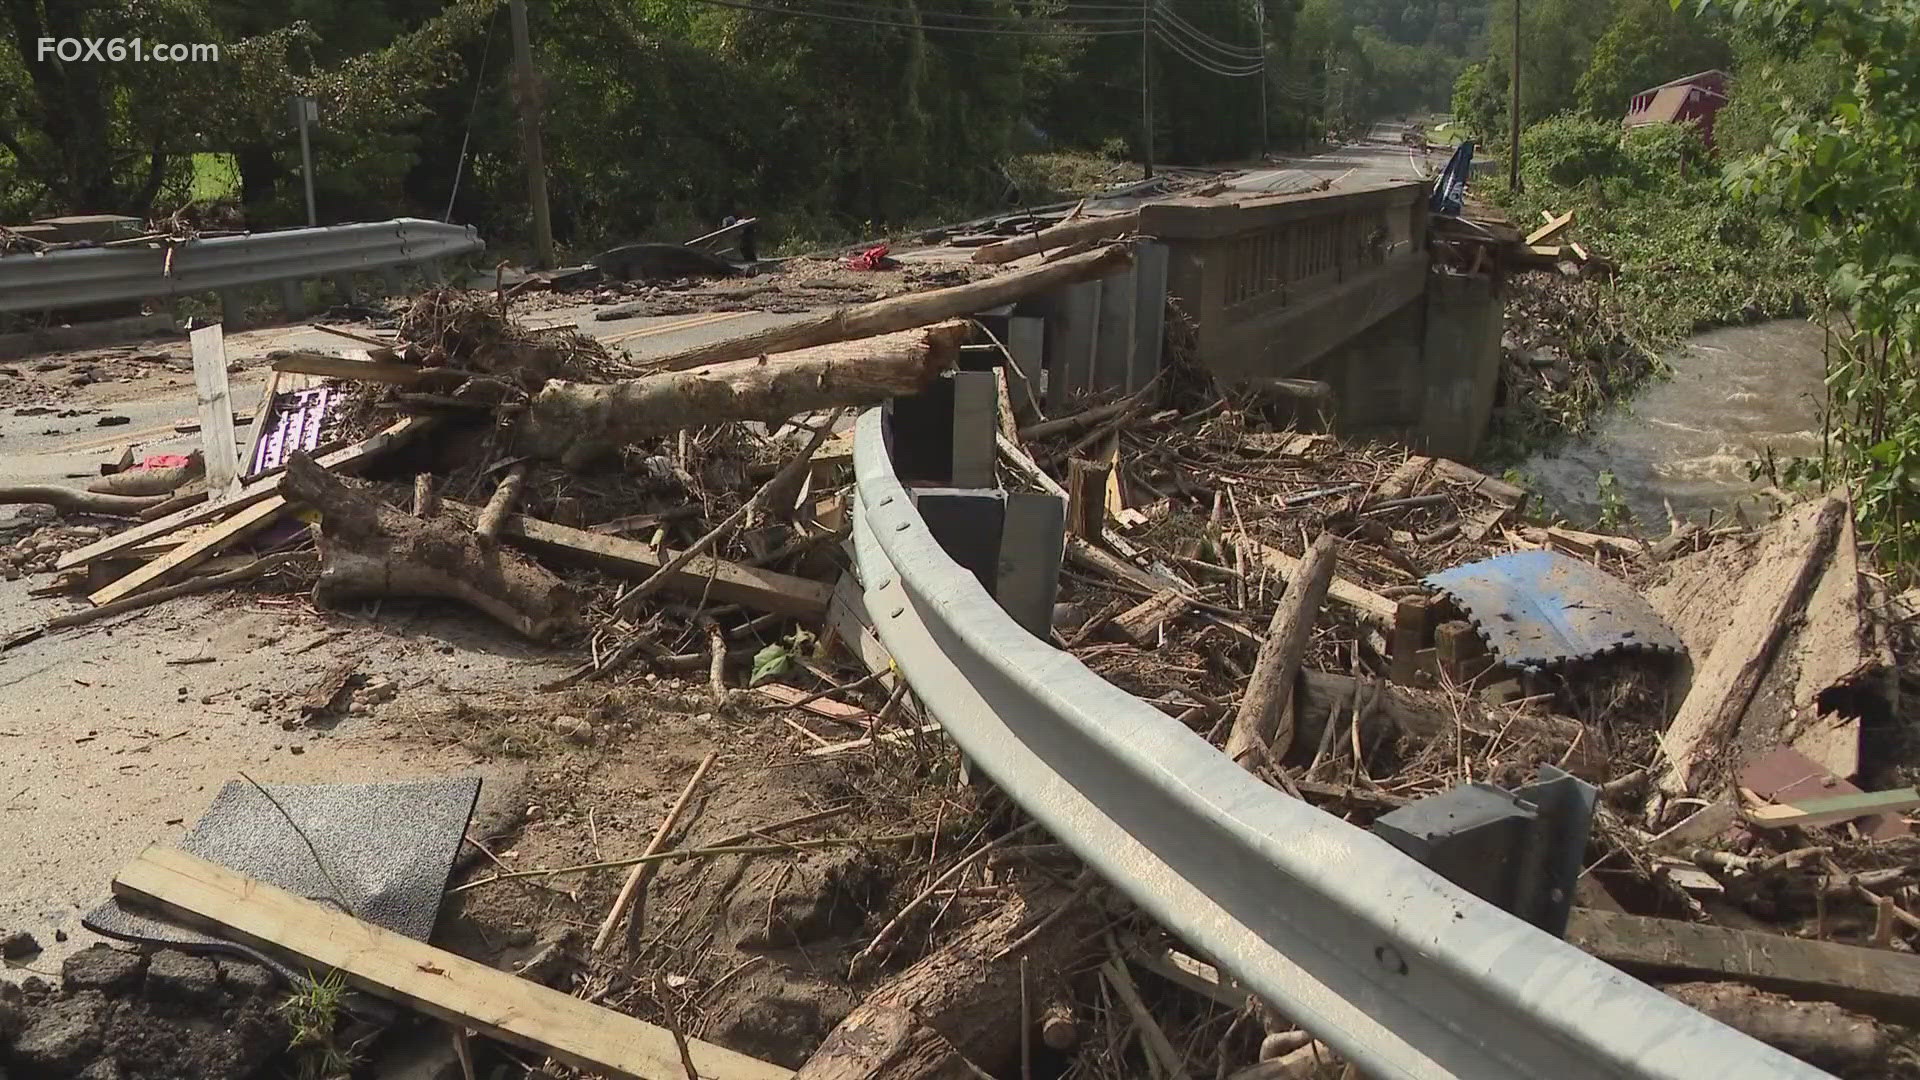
[1744,788,1920,830]
[1658,496,1847,795]
[1566,907,1920,1025]
[56,417,437,572]
[495,511,832,619]
[1525,210,1575,246]
[270,350,431,386]
[970,211,1140,265]
[86,496,285,606]
[112,846,792,1080]
[1230,535,1396,626]
[191,324,243,498]
[1428,458,1528,508]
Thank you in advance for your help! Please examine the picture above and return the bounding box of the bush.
[1519,114,1630,187]
[1620,121,1709,182]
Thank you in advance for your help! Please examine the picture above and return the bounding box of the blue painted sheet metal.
[1423,550,1685,670]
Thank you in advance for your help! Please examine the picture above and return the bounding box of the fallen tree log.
[520,322,966,467]
[0,485,172,517]
[970,212,1140,265]
[281,453,579,640]
[1663,982,1887,1075]
[1226,532,1337,765]
[1289,668,1607,779]
[796,887,1101,1080]
[644,245,1133,372]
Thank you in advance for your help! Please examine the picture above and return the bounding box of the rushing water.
[1519,319,1830,530]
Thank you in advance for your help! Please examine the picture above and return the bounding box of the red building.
[1623,70,1730,146]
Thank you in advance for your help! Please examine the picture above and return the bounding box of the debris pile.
[3,229,1917,1080]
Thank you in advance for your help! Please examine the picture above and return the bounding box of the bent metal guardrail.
[0,218,482,314]
[849,408,1826,1080]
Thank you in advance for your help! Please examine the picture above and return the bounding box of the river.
[1518,319,1830,530]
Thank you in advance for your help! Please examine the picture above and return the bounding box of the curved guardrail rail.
[850,407,1826,1080]
[0,218,481,314]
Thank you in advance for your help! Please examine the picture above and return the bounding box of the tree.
[1573,0,1729,117]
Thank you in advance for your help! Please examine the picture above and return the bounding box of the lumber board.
[1525,210,1575,246]
[113,846,792,1080]
[191,325,243,497]
[1566,907,1920,1024]
[804,722,944,757]
[238,368,283,480]
[755,682,872,722]
[1744,787,1920,829]
[1231,535,1395,625]
[1658,497,1846,795]
[56,416,436,572]
[86,496,285,606]
[499,512,832,619]
[270,350,431,386]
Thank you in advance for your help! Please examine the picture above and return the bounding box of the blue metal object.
[1429,140,1474,216]
[1424,550,1685,670]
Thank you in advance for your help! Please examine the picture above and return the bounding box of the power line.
[679,0,1145,33]
[1152,24,1261,75]
[1151,3,1261,58]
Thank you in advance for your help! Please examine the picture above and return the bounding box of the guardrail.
[0,218,481,314]
[848,406,1827,1080]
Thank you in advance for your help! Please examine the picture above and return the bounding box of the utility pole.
[1508,0,1522,192]
[1254,0,1268,156]
[509,0,555,269]
[290,96,317,227]
[1141,0,1154,179]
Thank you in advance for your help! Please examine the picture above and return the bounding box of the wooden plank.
[1231,535,1396,626]
[270,350,432,385]
[113,846,792,1080]
[1658,496,1847,795]
[238,368,283,479]
[1744,787,1920,830]
[1111,589,1189,645]
[1428,458,1528,508]
[804,722,944,757]
[56,417,436,572]
[86,496,285,606]
[1566,907,1920,1024]
[754,682,872,723]
[498,512,832,619]
[1127,945,1248,1009]
[191,324,243,498]
[1525,210,1575,246]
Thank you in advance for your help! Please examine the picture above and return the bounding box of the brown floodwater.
[1520,319,1831,529]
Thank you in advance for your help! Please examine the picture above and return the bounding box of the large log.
[644,245,1133,372]
[796,888,1101,1080]
[280,453,579,640]
[1226,532,1337,765]
[970,212,1141,265]
[520,322,966,467]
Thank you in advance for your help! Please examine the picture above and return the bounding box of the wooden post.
[190,324,243,500]
[1065,458,1109,544]
[1225,533,1338,765]
[1435,620,1490,686]
[1389,597,1430,685]
[509,0,554,269]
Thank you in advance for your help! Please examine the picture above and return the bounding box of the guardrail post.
[278,280,310,319]
[884,370,996,488]
[1371,764,1596,936]
[998,492,1065,637]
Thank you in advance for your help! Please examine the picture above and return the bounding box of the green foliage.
[1519,114,1631,186]
[1573,0,1729,117]
[1705,0,1920,568]
[1595,470,1633,528]
[1620,120,1708,178]
[281,970,355,1080]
